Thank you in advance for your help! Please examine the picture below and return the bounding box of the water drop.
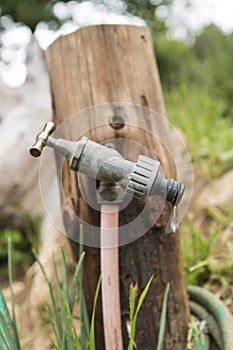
[170,206,179,233]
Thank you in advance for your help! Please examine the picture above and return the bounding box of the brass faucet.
[30,122,185,208]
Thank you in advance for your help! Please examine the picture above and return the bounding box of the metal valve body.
[30,122,184,207]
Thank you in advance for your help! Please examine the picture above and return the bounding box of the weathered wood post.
[46,25,189,349]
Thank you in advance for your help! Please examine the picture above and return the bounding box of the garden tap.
[29,122,185,207]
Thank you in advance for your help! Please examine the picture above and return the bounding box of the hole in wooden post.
[109,115,125,130]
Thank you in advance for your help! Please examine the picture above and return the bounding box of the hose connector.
[125,155,184,207]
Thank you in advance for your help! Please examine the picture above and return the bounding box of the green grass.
[0,229,33,276]
[32,247,100,350]
[127,277,170,350]
[156,283,170,350]
[0,238,21,350]
[1,237,156,350]
[181,207,233,287]
[0,219,40,279]
[181,220,219,286]
[128,276,154,350]
[187,317,209,350]
[0,237,100,350]
[1,209,232,348]
[165,85,233,177]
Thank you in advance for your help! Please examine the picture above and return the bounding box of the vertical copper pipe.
[100,204,123,350]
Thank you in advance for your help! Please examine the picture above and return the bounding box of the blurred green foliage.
[0,1,232,123]
[159,25,233,176]
[0,0,60,31]
[165,85,233,177]
[124,0,172,33]
[194,25,233,118]
[157,25,233,121]
[0,0,171,31]
[0,222,40,279]
[182,207,233,287]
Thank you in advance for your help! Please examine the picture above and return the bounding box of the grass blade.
[61,249,69,301]
[157,283,170,350]
[89,275,102,350]
[8,238,21,350]
[70,252,85,312]
[53,249,84,350]
[73,252,88,350]
[78,224,89,350]
[20,333,34,347]
[60,291,82,350]
[128,283,137,350]
[46,305,60,347]
[80,290,90,344]
[61,291,73,350]
[52,253,63,313]
[0,289,13,350]
[0,311,17,350]
[129,283,136,323]
[52,253,67,349]
[49,335,60,350]
[0,289,12,331]
[134,275,154,319]
[128,275,154,350]
[52,251,73,349]
[33,249,63,345]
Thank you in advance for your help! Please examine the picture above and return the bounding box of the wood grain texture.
[46,24,189,349]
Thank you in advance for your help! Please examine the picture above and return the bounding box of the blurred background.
[0,0,232,347]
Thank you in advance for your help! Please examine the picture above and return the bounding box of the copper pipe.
[100,204,123,350]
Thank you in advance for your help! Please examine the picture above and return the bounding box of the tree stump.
[46,24,189,349]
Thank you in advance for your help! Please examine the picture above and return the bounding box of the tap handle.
[29,121,56,157]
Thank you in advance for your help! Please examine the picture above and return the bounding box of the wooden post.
[46,25,189,349]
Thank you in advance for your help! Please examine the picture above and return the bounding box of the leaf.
[0,289,12,331]
[52,253,68,349]
[89,275,102,350]
[46,303,60,347]
[78,224,89,350]
[61,249,69,302]
[77,253,89,350]
[33,249,63,346]
[157,283,170,350]
[0,311,17,350]
[134,275,153,320]
[129,283,136,323]
[128,275,154,350]
[60,291,81,350]
[70,252,85,312]
[49,335,60,350]
[8,238,21,350]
